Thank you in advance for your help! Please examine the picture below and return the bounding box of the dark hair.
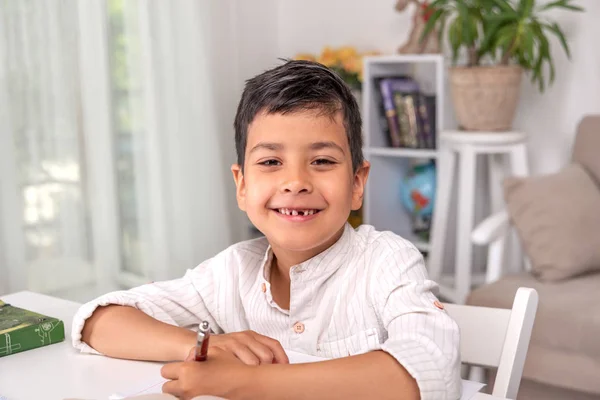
[234,59,364,172]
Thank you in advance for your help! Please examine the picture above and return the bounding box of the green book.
[0,299,65,357]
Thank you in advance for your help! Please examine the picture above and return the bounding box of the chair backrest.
[444,287,538,399]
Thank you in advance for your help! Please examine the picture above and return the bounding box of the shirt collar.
[260,222,355,282]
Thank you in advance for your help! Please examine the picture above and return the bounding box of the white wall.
[233,0,280,81]
[277,0,412,57]
[274,0,600,175]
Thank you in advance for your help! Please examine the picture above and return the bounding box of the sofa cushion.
[467,272,600,395]
[572,115,600,184]
[504,164,600,281]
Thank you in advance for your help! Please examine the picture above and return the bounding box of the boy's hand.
[162,347,252,400]
[184,330,289,365]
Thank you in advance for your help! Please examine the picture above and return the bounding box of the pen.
[194,320,211,362]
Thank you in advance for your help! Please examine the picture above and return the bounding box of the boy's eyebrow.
[249,141,345,154]
[249,142,283,154]
[310,141,345,154]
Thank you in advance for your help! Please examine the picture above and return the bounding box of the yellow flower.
[336,46,358,63]
[318,46,338,67]
[294,53,316,62]
[342,55,362,75]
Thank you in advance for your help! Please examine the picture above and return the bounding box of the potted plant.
[422,0,583,131]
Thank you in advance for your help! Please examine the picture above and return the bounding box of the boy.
[73,60,461,400]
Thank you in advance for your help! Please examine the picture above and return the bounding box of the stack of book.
[373,76,436,150]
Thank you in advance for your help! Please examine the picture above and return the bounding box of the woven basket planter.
[449,65,523,131]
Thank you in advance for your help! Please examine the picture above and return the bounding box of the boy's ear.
[351,160,370,211]
[231,164,247,211]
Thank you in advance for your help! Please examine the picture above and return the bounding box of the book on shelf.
[0,299,65,357]
[376,78,403,148]
[373,76,436,150]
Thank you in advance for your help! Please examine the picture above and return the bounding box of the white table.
[0,291,504,400]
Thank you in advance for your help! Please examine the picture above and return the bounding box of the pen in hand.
[194,320,211,362]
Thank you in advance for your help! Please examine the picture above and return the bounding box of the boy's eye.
[259,159,281,166]
[312,159,335,166]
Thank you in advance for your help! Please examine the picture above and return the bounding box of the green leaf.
[490,0,518,15]
[495,24,517,53]
[448,18,463,63]
[479,18,510,55]
[522,26,535,68]
[421,8,445,44]
[533,22,552,90]
[543,22,572,59]
[519,0,535,17]
[484,14,518,23]
[531,50,545,91]
[456,2,474,45]
[540,0,584,12]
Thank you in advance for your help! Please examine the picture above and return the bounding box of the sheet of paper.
[109,378,167,399]
[285,350,327,364]
[109,350,485,400]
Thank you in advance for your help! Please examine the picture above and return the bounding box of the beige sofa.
[467,115,600,399]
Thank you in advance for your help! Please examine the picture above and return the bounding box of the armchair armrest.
[471,210,511,246]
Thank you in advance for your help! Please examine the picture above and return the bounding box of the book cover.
[387,77,420,149]
[378,79,403,147]
[416,93,435,149]
[422,94,437,149]
[372,78,394,148]
[393,92,417,148]
[0,299,65,357]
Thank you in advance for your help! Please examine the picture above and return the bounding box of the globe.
[400,162,436,217]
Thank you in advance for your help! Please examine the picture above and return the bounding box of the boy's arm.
[242,350,419,400]
[81,304,196,361]
[73,262,217,360]
[162,348,419,400]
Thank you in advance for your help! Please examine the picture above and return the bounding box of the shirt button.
[261,283,267,293]
[293,322,305,334]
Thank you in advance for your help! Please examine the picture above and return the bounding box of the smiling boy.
[73,60,461,400]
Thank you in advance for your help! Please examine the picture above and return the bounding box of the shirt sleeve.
[371,245,462,400]
[71,261,218,355]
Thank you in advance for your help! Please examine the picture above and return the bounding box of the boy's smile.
[231,109,369,268]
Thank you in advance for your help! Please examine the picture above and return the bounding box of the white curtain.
[0,0,96,297]
[0,0,238,300]
[112,0,238,285]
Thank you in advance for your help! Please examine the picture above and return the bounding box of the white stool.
[428,131,530,304]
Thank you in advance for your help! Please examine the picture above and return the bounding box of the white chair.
[444,287,538,400]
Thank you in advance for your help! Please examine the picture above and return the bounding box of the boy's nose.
[280,175,313,194]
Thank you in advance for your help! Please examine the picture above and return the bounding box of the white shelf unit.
[362,54,444,254]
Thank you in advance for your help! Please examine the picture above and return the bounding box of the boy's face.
[231,110,369,257]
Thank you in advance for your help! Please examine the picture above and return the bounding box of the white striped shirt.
[72,223,461,399]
